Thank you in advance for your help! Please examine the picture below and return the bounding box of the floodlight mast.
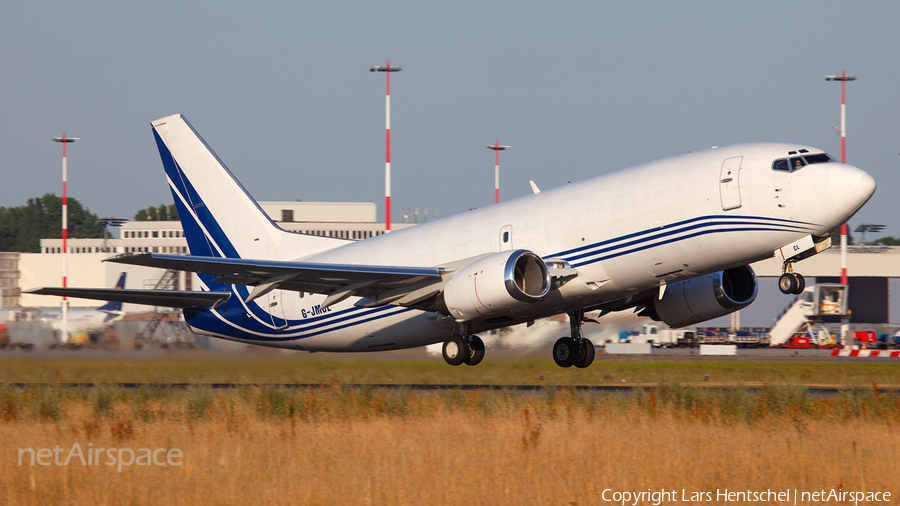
[52,133,79,344]
[486,142,510,204]
[370,62,402,232]
[854,223,885,245]
[826,71,856,285]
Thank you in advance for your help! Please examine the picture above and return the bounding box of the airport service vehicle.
[27,114,876,368]
[0,324,34,351]
[728,331,770,348]
[875,332,900,350]
[627,324,694,348]
[777,331,837,349]
[778,336,816,349]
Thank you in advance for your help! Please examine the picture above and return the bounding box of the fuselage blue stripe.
[560,221,810,263]
[552,215,816,259]
[207,306,414,342]
[229,284,396,331]
[570,226,792,267]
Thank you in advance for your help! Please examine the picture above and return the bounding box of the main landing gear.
[778,260,806,295]
[552,309,595,368]
[442,324,485,366]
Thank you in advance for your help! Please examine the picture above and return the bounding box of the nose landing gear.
[552,309,596,368]
[778,261,806,295]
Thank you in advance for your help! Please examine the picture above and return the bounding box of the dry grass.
[1,384,899,505]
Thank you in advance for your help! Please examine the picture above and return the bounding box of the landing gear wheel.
[778,273,798,294]
[792,273,805,294]
[442,335,467,366]
[573,339,595,369]
[553,337,577,368]
[464,335,485,366]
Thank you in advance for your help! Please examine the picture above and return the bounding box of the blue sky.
[1,1,898,239]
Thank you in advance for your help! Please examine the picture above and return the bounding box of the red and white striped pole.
[839,72,848,285]
[827,71,857,347]
[53,133,79,343]
[371,62,402,232]
[827,71,856,285]
[486,142,510,204]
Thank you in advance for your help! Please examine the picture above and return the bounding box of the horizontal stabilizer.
[24,287,231,309]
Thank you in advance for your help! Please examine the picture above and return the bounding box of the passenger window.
[789,157,806,172]
[772,159,789,172]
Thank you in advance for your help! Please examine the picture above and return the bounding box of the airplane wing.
[104,252,448,309]
[23,287,231,310]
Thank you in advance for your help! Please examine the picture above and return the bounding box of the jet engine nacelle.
[442,249,551,322]
[654,265,758,328]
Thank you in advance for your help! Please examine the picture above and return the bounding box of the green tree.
[872,236,900,246]
[0,194,106,252]
[134,204,178,221]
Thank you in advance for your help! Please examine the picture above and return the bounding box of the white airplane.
[27,114,876,368]
[39,272,128,340]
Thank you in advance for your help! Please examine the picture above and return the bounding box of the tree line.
[0,194,106,252]
[134,204,179,221]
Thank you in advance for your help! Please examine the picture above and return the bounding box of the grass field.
[1,382,899,505]
[2,354,900,505]
[3,351,900,387]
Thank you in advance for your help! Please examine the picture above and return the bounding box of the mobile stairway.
[768,283,848,347]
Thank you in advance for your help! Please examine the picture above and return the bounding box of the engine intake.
[653,265,758,328]
[442,249,550,322]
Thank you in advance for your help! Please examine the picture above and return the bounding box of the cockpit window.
[789,157,806,171]
[802,153,834,165]
[772,152,835,173]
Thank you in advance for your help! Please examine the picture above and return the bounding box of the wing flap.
[23,287,230,309]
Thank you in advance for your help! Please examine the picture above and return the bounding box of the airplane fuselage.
[184,142,873,352]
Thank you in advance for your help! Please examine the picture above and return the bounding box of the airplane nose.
[859,172,876,199]
[830,164,876,217]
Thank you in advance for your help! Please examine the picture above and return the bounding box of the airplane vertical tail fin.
[150,114,345,263]
[96,272,126,312]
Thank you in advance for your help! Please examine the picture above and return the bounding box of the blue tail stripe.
[153,128,240,260]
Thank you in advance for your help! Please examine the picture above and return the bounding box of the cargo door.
[719,156,743,211]
[267,290,287,330]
